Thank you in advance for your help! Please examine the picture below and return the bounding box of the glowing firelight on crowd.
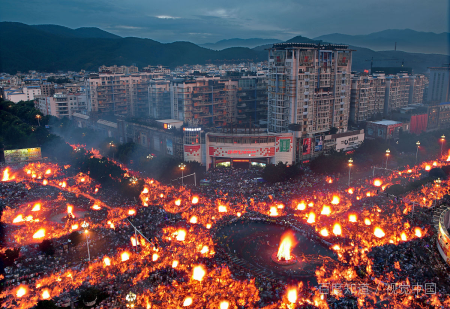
[92,204,101,210]
[32,203,41,211]
[297,201,306,210]
[33,228,45,239]
[269,206,278,216]
[192,265,206,281]
[374,227,385,238]
[307,212,316,224]
[373,179,382,187]
[348,188,354,194]
[152,253,159,261]
[172,260,179,268]
[333,223,342,236]
[13,215,24,223]
[2,168,11,181]
[219,301,230,309]
[425,165,431,171]
[103,257,111,267]
[415,227,423,238]
[192,196,199,204]
[67,205,73,215]
[364,218,372,225]
[190,216,198,224]
[287,288,297,303]
[175,199,181,206]
[71,224,79,230]
[321,205,331,216]
[200,245,209,254]
[401,232,407,241]
[142,187,149,194]
[320,228,329,237]
[43,179,48,185]
[16,286,27,297]
[121,252,130,261]
[277,231,297,261]
[45,169,51,175]
[331,195,340,205]
[176,229,187,241]
[218,205,227,213]
[349,214,357,222]
[128,209,136,215]
[183,297,193,306]
[41,289,50,300]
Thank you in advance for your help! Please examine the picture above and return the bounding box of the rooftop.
[369,120,402,126]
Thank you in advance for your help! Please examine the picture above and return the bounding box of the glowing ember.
[103,257,111,266]
[219,301,230,309]
[425,165,431,171]
[41,289,50,300]
[128,209,136,215]
[364,218,372,225]
[152,253,159,261]
[189,216,198,224]
[333,223,342,236]
[192,265,206,281]
[218,205,227,213]
[287,288,297,303]
[374,227,385,238]
[349,214,357,222]
[297,202,306,210]
[401,232,407,241]
[415,227,422,238]
[348,188,354,194]
[320,228,329,237]
[327,178,333,183]
[92,204,101,210]
[176,229,187,241]
[321,205,331,216]
[121,252,130,261]
[307,212,316,224]
[16,286,27,297]
[183,297,193,306]
[277,231,297,261]
[373,179,382,187]
[172,260,179,268]
[175,199,181,206]
[32,203,41,211]
[192,196,199,204]
[269,206,278,216]
[33,228,45,239]
[331,195,340,205]
[13,215,24,223]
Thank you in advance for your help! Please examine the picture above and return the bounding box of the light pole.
[146,154,154,160]
[385,149,390,169]
[441,135,445,157]
[109,142,114,160]
[126,291,137,308]
[36,114,42,126]
[179,163,186,186]
[435,177,442,208]
[130,176,138,185]
[415,141,420,165]
[81,221,90,261]
[348,158,353,187]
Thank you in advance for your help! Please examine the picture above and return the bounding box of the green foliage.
[428,168,446,180]
[80,287,100,302]
[0,248,20,267]
[39,240,55,256]
[385,184,405,196]
[262,162,302,183]
[309,151,348,174]
[34,300,58,309]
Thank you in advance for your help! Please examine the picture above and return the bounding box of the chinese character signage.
[314,136,323,152]
[4,148,42,163]
[279,139,290,152]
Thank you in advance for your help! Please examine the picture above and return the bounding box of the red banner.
[302,138,311,155]
[410,114,428,135]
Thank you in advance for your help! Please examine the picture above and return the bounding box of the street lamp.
[35,114,42,126]
[441,135,446,157]
[80,221,90,261]
[146,154,154,160]
[415,141,420,165]
[126,291,137,308]
[348,158,353,187]
[130,176,138,185]
[434,178,442,207]
[109,142,115,160]
[179,163,186,186]
[385,149,390,169]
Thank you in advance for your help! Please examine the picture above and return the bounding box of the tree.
[0,248,20,267]
[385,184,405,196]
[80,286,100,303]
[69,231,82,247]
[329,127,338,134]
[39,240,55,256]
[429,168,447,180]
[35,300,58,309]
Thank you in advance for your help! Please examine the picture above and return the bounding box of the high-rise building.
[427,67,450,104]
[384,74,410,115]
[267,43,352,135]
[149,79,172,119]
[350,74,386,123]
[171,77,238,127]
[236,76,268,127]
[408,75,427,105]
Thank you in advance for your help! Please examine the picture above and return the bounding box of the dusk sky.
[1,0,448,43]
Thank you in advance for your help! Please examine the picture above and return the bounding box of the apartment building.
[40,82,55,97]
[99,65,139,74]
[171,77,238,127]
[4,86,42,103]
[427,67,450,104]
[384,74,411,115]
[149,79,172,119]
[350,74,386,123]
[36,92,87,118]
[236,76,268,127]
[409,75,427,105]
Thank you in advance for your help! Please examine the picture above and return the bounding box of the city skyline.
[1,0,448,44]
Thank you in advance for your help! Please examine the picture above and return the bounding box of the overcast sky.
[1,0,448,43]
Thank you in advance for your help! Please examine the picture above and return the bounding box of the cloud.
[155,15,180,19]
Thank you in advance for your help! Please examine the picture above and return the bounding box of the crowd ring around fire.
[2,147,450,308]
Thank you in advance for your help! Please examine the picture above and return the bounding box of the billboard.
[279,139,291,152]
[166,139,173,155]
[314,136,323,152]
[5,148,42,163]
[302,138,311,155]
[336,132,364,152]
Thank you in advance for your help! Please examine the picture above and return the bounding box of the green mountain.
[314,29,449,55]
[201,38,282,50]
[31,24,121,39]
[0,22,447,74]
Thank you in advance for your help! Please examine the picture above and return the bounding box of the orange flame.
[349,214,357,222]
[277,231,297,261]
[331,195,340,205]
[41,289,50,300]
[33,228,45,239]
[192,265,206,281]
[183,297,193,306]
[176,229,187,241]
[373,179,382,187]
[16,286,27,297]
[121,251,130,261]
[415,227,422,238]
[348,188,354,194]
[307,212,316,224]
[103,257,111,266]
[2,168,11,181]
[374,227,385,238]
[333,223,342,236]
[189,216,198,224]
[32,203,41,211]
[192,196,199,204]
[219,301,230,309]
[218,205,227,213]
[269,206,278,216]
[320,228,329,237]
[172,260,179,268]
[13,215,24,223]
[297,202,306,210]
[321,205,331,216]
[364,218,372,225]
[287,288,297,303]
